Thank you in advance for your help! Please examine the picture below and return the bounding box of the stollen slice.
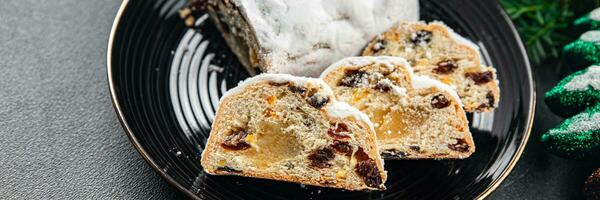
[362,21,500,112]
[201,74,387,190]
[321,56,475,159]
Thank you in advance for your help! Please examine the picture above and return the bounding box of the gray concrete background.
[0,0,596,199]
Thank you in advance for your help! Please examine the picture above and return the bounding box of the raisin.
[288,85,307,95]
[354,147,370,162]
[476,91,496,110]
[465,71,493,85]
[486,91,495,106]
[374,80,393,92]
[409,146,421,152]
[339,70,368,87]
[327,122,351,139]
[411,30,433,45]
[308,147,335,168]
[381,149,406,159]
[220,130,251,151]
[355,159,383,188]
[216,166,242,173]
[448,138,470,153]
[433,60,458,74]
[308,94,329,109]
[431,94,451,109]
[331,141,353,156]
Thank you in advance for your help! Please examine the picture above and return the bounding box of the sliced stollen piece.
[362,21,500,112]
[321,56,475,159]
[201,74,387,190]
[206,0,419,77]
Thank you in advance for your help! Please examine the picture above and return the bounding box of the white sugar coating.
[550,112,600,134]
[411,76,462,105]
[321,56,463,105]
[564,65,600,91]
[219,73,374,128]
[324,101,375,130]
[235,0,419,77]
[221,73,334,100]
[378,78,408,97]
[590,8,600,21]
[321,56,415,79]
[580,30,600,43]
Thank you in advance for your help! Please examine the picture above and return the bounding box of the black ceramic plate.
[108,0,535,199]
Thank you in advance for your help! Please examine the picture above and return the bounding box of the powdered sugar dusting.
[590,8,600,21]
[564,66,600,91]
[378,79,408,97]
[235,0,419,77]
[325,101,374,129]
[221,73,334,100]
[580,30,600,43]
[320,56,415,79]
[411,76,462,106]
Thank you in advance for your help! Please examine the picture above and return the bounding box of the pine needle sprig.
[500,0,575,65]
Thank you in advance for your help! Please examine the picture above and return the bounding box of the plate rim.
[106,0,536,199]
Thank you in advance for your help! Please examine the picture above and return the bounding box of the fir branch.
[500,0,575,65]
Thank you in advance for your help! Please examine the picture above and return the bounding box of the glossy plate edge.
[472,2,536,199]
[106,0,536,199]
[107,0,201,199]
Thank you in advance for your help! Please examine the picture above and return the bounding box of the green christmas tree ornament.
[575,7,600,30]
[545,65,600,117]
[563,30,600,69]
[541,104,600,160]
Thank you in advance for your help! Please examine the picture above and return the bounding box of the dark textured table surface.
[1,0,598,199]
